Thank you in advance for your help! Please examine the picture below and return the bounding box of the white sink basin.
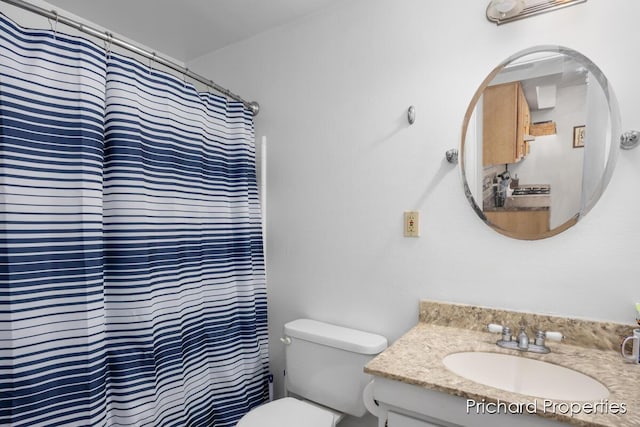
[442,352,609,401]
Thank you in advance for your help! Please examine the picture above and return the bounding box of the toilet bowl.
[237,397,341,427]
[236,319,387,426]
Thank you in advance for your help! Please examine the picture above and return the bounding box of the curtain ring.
[149,52,156,74]
[48,10,59,40]
[104,32,113,61]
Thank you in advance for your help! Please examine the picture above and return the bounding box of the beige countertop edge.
[364,323,640,427]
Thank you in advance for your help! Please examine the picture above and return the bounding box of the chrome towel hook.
[407,106,416,125]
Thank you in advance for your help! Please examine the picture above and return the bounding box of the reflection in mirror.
[461,46,620,240]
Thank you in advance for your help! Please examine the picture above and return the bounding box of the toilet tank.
[283,319,387,417]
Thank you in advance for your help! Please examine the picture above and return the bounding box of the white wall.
[190,5,640,423]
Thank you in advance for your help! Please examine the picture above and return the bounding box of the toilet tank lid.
[284,319,388,355]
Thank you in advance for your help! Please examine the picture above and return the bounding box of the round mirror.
[461,46,620,240]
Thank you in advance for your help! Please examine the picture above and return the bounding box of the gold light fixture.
[486,0,587,25]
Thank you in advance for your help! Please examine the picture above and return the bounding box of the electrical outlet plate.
[404,211,420,237]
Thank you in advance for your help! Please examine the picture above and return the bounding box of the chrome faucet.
[517,324,529,350]
[487,322,563,354]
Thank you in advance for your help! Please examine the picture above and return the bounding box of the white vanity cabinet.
[387,411,441,427]
[386,411,442,427]
[373,377,568,427]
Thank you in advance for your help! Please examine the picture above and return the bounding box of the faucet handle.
[487,323,512,342]
[487,323,504,334]
[534,330,564,346]
[544,331,564,342]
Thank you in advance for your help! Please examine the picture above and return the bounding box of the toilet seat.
[237,397,339,427]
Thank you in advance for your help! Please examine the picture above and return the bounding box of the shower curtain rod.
[1,0,260,115]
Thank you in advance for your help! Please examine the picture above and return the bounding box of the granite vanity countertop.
[364,323,640,427]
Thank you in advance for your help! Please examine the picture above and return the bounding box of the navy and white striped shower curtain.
[0,14,268,427]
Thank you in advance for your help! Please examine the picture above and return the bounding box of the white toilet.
[237,318,388,427]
